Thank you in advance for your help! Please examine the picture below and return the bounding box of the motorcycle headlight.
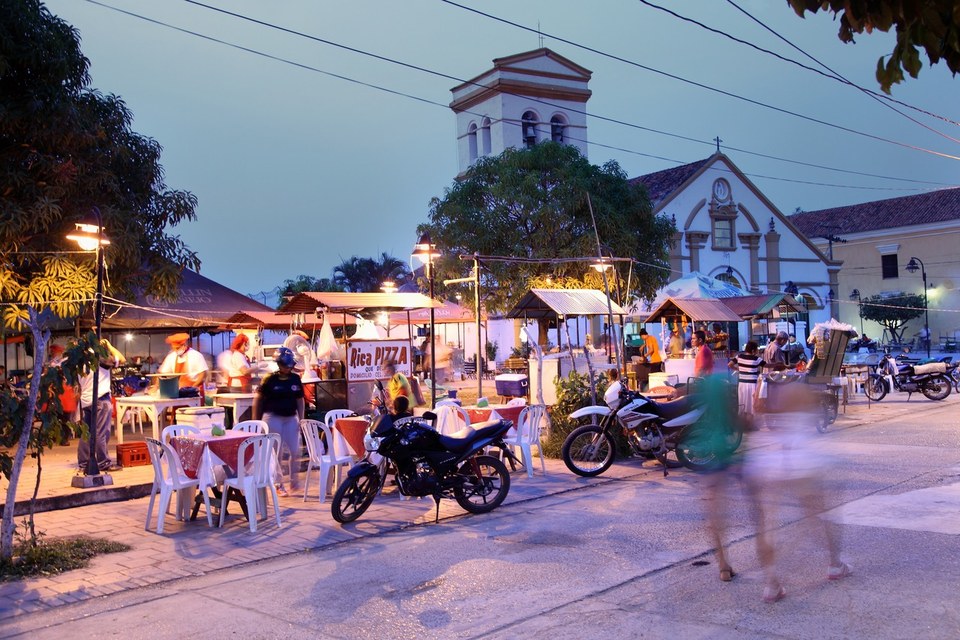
[363,433,382,452]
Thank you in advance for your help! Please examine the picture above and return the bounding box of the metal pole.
[475,257,482,401]
[86,208,104,477]
[923,268,930,358]
[428,261,436,408]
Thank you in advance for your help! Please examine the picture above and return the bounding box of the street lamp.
[66,207,112,487]
[906,257,930,358]
[412,233,440,408]
[380,279,397,294]
[849,289,864,336]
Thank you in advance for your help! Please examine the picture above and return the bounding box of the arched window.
[550,115,566,143]
[480,117,491,155]
[467,123,478,162]
[521,111,538,148]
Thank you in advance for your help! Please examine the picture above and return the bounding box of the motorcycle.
[864,354,955,401]
[331,412,515,524]
[561,379,740,477]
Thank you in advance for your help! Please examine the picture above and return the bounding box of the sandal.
[276,485,289,498]
[828,562,853,581]
[762,584,786,603]
[719,567,736,582]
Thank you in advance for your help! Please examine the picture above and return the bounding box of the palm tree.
[332,253,409,292]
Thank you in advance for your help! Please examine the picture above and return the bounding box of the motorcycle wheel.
[864,377,888,402]
[331,471,380,524]
[817,394,839,433]
[454,455,510,514]
[674,438,717,471]
[561,425,616,477]
[921,375,952,401]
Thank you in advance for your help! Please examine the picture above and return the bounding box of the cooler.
[495,373,528,398]
[174,406,225,435]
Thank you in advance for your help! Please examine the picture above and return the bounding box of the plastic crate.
[117,442,149,467]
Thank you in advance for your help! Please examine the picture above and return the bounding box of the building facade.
[790,188,960,346]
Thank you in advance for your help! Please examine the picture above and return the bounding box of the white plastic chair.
[504,404,547,478]
[161,424,199,445]
[219,433,282,532]
[435,404,470,435]
[506,397,527,407]
[434,399,460,408]
[144,437,213,534]
[324,409,356,424]
[233,419,269,434]
[300,419,353,503]
[121,408,144,436]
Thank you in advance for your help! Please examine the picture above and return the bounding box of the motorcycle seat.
[650,396,698,421]
[437,422,505,453]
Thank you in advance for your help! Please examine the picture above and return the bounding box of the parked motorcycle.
[561,380,740,477]
[864,354,954,401]
[331,412,514,524]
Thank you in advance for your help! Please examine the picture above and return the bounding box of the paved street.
[1,392,959,638]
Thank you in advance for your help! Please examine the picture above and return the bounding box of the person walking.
[253,347,304,497]
[730,341,763,420]
[693,330,714,378]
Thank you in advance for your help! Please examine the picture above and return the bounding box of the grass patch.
[0,536,130,581]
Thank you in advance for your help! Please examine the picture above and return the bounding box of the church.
[449,48,838,343]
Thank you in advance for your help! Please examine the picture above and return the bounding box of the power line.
[439,0,960,161]
[80,0,958,193]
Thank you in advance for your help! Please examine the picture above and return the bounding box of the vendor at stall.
[372,358,413,410]
[158,332,208,390]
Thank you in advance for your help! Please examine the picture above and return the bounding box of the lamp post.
[66,207,112,486]
[849,289,864,336]
[412,234,440,408]
[906,257,930,358]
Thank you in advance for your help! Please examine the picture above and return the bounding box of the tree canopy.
[0,0,200,330]
[787,0,960,92]
[278,275,344,306]
[860,292,924,343]
[420,142,674,313]
[332,253,409,293]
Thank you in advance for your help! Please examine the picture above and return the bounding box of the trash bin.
[174,406,225,435]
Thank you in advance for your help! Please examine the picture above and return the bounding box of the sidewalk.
[0,382,950,621]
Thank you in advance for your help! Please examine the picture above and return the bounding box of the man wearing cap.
[764,332,789,372]
[159,333,208,390]
[78,339,124,471]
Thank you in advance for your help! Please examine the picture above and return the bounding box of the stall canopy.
[656,272,752,300]
[643,297,742,324]
[100,268,272,330]
[506,289,626,319]
[388,300,479,326]
[220,310,357,331]
[279,292,441,315]
[721,294,805,318]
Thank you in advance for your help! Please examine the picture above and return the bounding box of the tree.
[277,275,344,306]
[787,1,960,93]
[420,142,674,314]
[332,253,409,293]
[860,292,924,343]
[0,0,199,560]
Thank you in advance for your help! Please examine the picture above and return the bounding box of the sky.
[44,0,960,304]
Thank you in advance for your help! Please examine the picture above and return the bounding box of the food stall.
[642,297,742,383]
[278,292,441,414]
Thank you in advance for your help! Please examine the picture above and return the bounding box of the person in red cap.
[158,332,208,390]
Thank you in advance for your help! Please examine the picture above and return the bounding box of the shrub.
[542,369,613,457]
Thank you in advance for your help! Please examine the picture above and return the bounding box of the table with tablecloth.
[209,392,256,427]
[335,417,370,458]
[464,404,524,428]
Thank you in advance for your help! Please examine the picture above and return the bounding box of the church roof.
[629,157,711,208]
[789,187,960,238]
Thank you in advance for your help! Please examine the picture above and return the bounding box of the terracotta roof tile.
[789,187,960,238]
[630,157,711,208]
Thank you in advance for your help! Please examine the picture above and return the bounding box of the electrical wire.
[81,0,959,192]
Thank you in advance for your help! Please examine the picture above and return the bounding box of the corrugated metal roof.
[721,294,804,317]
[220,310,357,330]
[278,292,441,314]
[506,289,626,319]
[644,297,742,323]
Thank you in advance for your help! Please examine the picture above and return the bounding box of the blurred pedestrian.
[78,339,124,472]
[730,340,763,420]
[253,347,304,497]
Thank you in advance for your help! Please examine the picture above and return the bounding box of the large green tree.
[420,141,674,314]
[277,275,343,307]
[788,0,960,92]
[861,292,924,343]
[0,0,199,560]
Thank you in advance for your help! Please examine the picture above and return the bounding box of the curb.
[0,483,153,518]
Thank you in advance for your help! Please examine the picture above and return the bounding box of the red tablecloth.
[171,432,254,479]
[335,417,369,457]
[466,405,524,426]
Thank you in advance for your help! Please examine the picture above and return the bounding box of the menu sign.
[346,340,412,381]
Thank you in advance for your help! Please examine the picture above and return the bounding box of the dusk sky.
[45,0,960,303]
